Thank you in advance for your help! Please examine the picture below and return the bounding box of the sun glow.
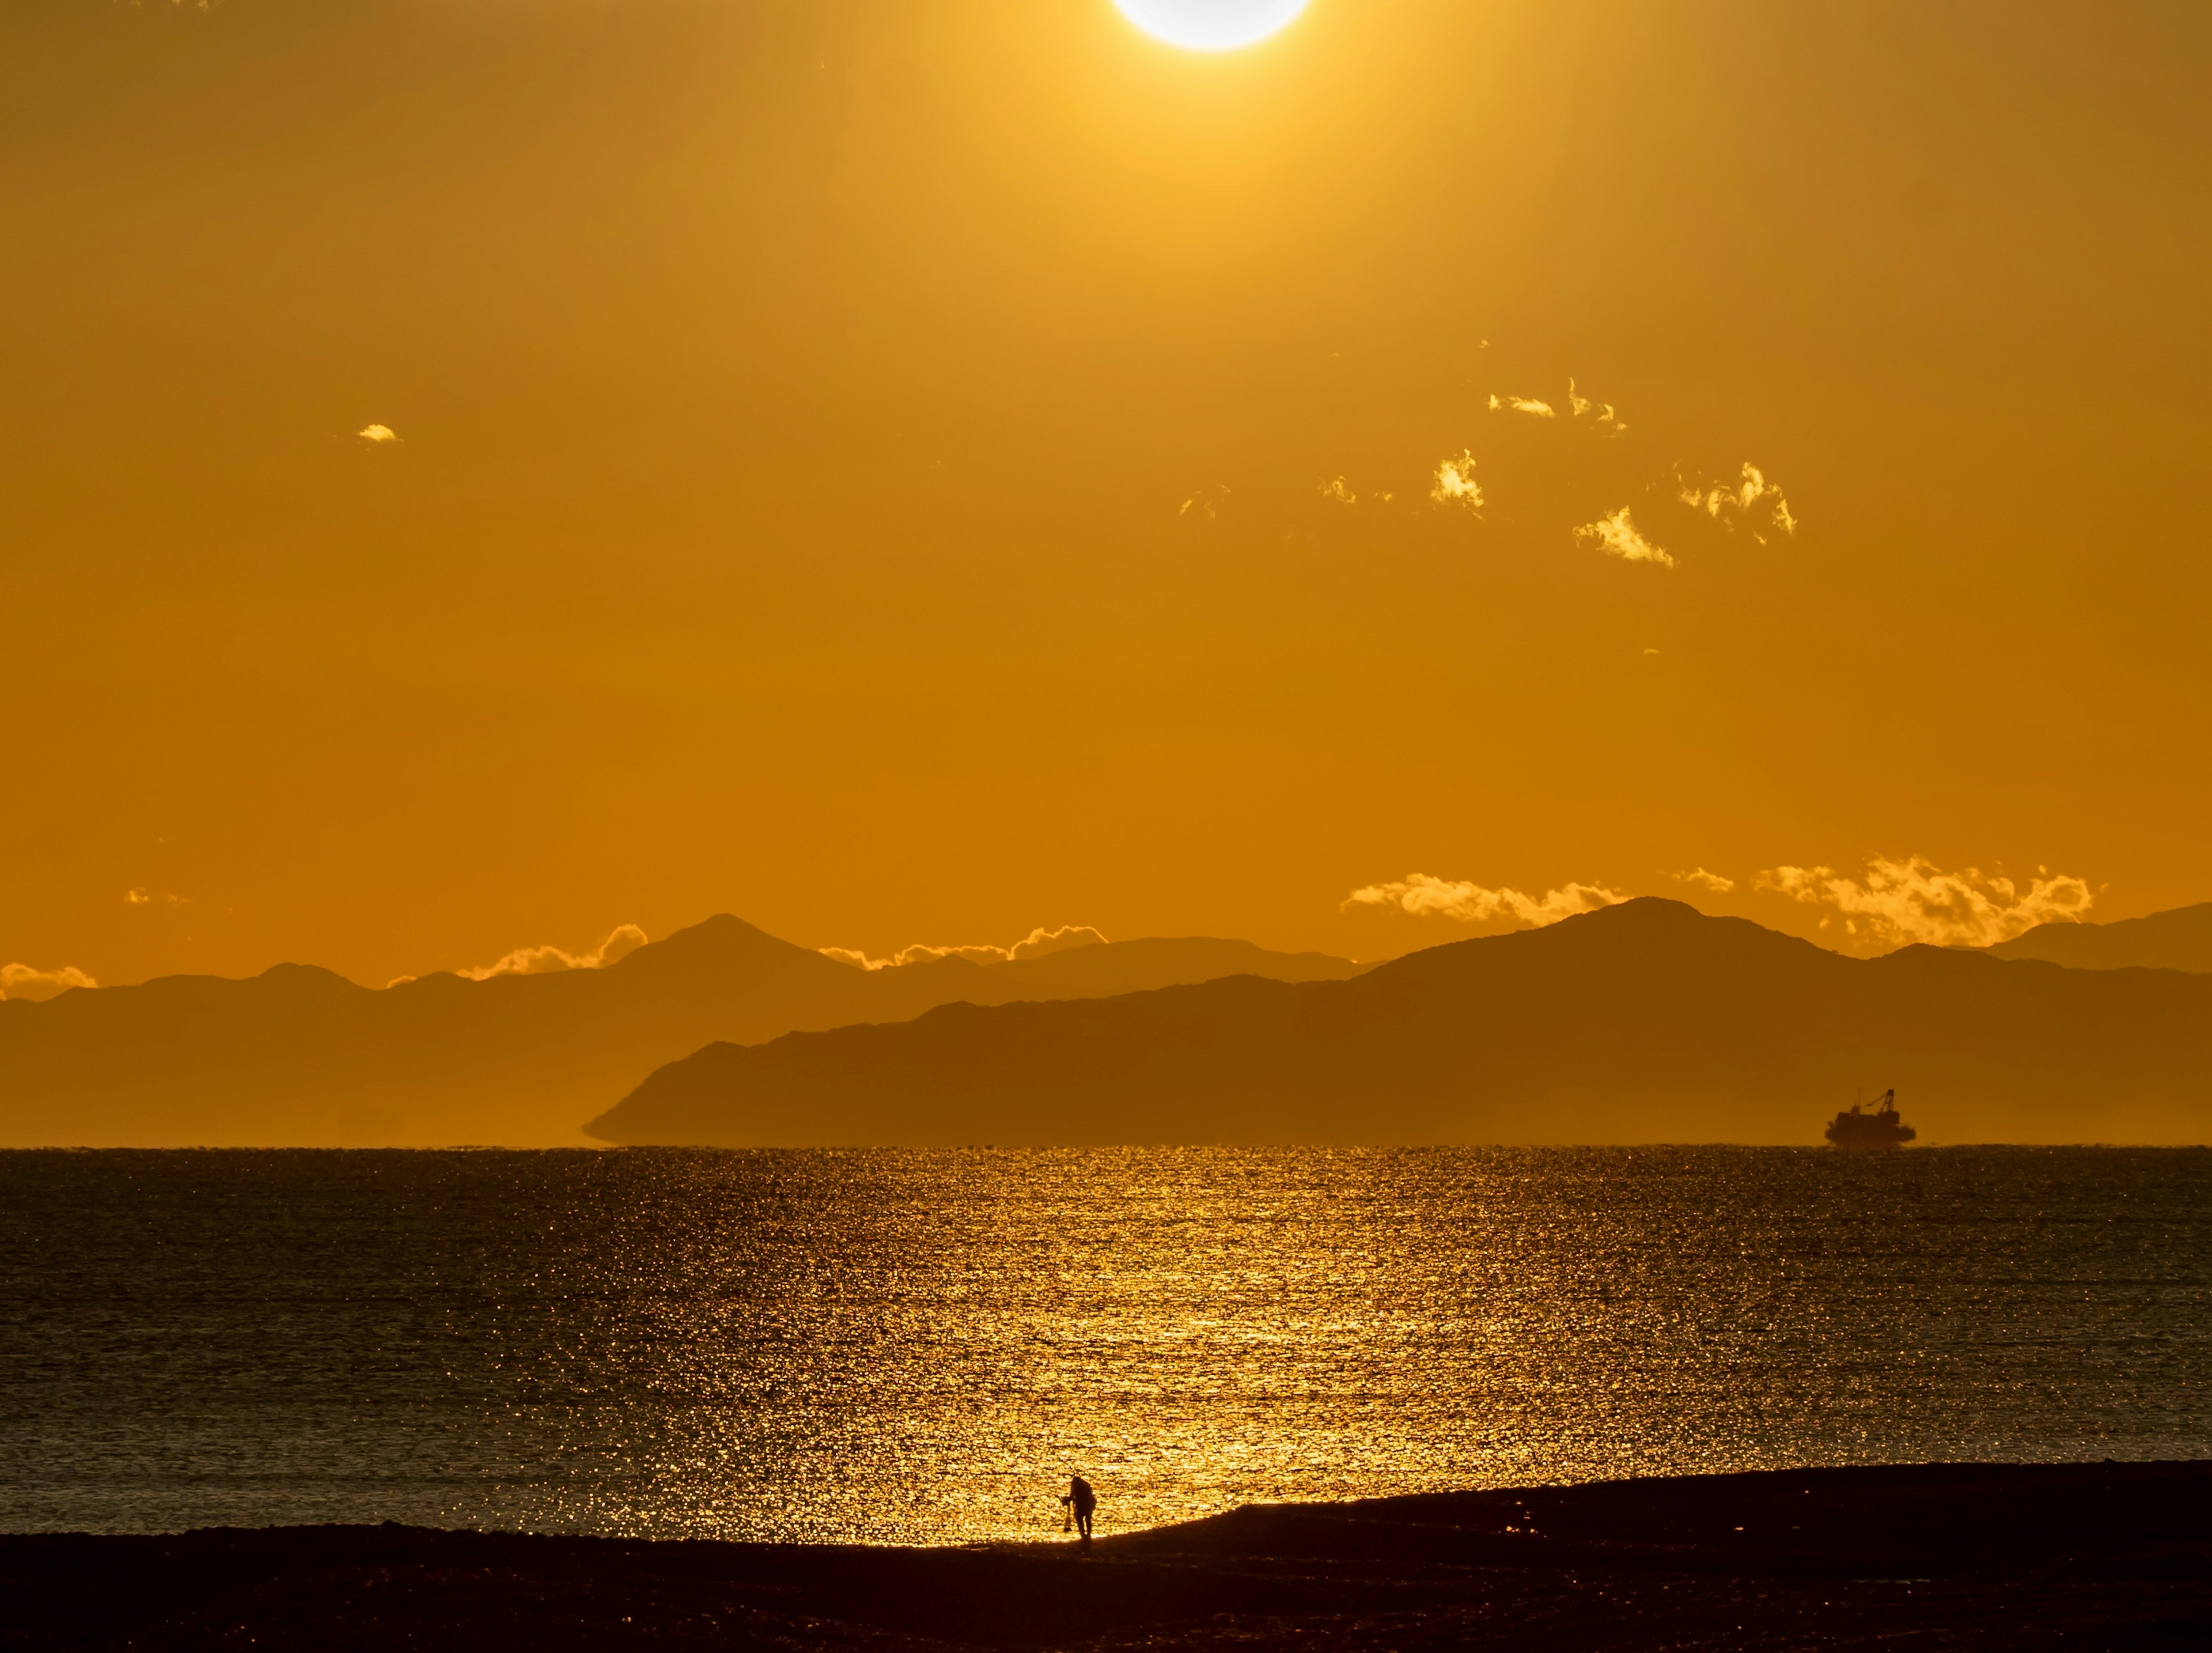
[1112,0,1311,52]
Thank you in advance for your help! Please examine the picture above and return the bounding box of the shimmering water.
[2,1148,2205,1542]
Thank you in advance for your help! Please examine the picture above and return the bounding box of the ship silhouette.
[1825,1088,1916,1148]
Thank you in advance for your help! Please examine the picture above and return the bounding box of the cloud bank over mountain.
[1756,857,2094,949]
[820,925,1108,971]
[1344,875,1626,929]
[0,963,97,1003]
[447,924,650,984]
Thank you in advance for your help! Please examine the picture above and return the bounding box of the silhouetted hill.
[590,899,2212,1147]
[0,921,1358,1147]
[1988,901,2212,971]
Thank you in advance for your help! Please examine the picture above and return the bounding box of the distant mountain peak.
[1987,901,2212,973]
[252,962,362,988]
[612,914,841,969]
[0,914,1357,1146]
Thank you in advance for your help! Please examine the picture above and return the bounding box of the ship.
[1824,1088,1916,1148]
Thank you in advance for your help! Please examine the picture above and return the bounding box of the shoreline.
[6,1460,2207,1650]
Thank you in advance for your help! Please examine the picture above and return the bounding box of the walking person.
[1060,1475,1096,1546]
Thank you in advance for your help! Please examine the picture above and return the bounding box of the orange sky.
[3,0,2209,992]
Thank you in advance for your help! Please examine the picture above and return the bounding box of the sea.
[2,1147,2206,1545]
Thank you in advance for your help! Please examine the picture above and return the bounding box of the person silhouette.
[1060,1475,1096,1544]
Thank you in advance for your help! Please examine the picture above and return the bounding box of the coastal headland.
[6,1461,2205,1651]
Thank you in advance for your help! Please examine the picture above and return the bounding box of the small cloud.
[0,962,97,1003]
[1673,868,1736,894]
[449,922,649,983]
[1573,506,1673,567]
[1179,484,1230,520]
[1566,377,1627,433]
[1487,393,1556,418]
[1642,647,1661,656]
[821,924,1108,971]
[1753,856,2092,950]
[358,423,400,444]
[1343,873,1628,929]
[1429,449,1484,512]
[1319,477,1357,505]
[1678,462,1796,536]
[124,888,188,906]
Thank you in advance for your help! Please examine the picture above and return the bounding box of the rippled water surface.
[2,1148,2206,1541]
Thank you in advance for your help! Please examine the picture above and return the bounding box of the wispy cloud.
[426,923,649,986]
[1179,483,1230,520]
[358,423,399,444]
[1673,868,1736,894]
[1429,450,1484,512]
[1344,873,1628,928]
[0,962,97,1002]
[124,888,188,906]
[1573,506,1673,566]
[1488,393,1556,418]
[1753,856,2093,949]
[1678,462,1796,540]
[1566,378,1626,432]
[821,924,1108,972]
[1319,477,1357,505]
[1491,380,1624,431]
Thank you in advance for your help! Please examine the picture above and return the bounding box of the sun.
[1112,0,1312,53]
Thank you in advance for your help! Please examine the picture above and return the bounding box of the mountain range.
[0,922,1357,1147]
[1988,902,2212,972]
[589,899,2212,1148]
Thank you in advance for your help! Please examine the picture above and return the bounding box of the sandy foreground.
[3,1462,2205,1651]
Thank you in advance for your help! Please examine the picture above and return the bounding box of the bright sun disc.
[1113,0,1311,52]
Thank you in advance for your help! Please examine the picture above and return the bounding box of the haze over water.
[5,1147,2205,1545]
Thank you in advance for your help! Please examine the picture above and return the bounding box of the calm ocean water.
[2,1147,2206,1544]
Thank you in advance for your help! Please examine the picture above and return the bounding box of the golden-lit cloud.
[1429,450,1484,512]
[124,888,188,906]
[1566,377,1626,432]
[357,423,399,444]
[1678,462,1796,540]
[1673,868,1736,894]
[1318,476,1357,505]
[1753,856,2093,949]
[821,924,1108,971]
[1572,506,1673,566]
[417,922,649,986]
[1343,873,1628,927]
[1179,483,1229,520]
[1488,380,1624,428]
[1487,393,1556,418]
[0,962,98,1002]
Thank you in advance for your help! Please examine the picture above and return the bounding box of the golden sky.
[3,0,2209,992]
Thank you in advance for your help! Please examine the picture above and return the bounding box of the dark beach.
[6,1461,2206,1652]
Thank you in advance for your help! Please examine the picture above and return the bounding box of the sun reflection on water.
[478,1147,2209,1542]
[2,1146,2206,1541]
